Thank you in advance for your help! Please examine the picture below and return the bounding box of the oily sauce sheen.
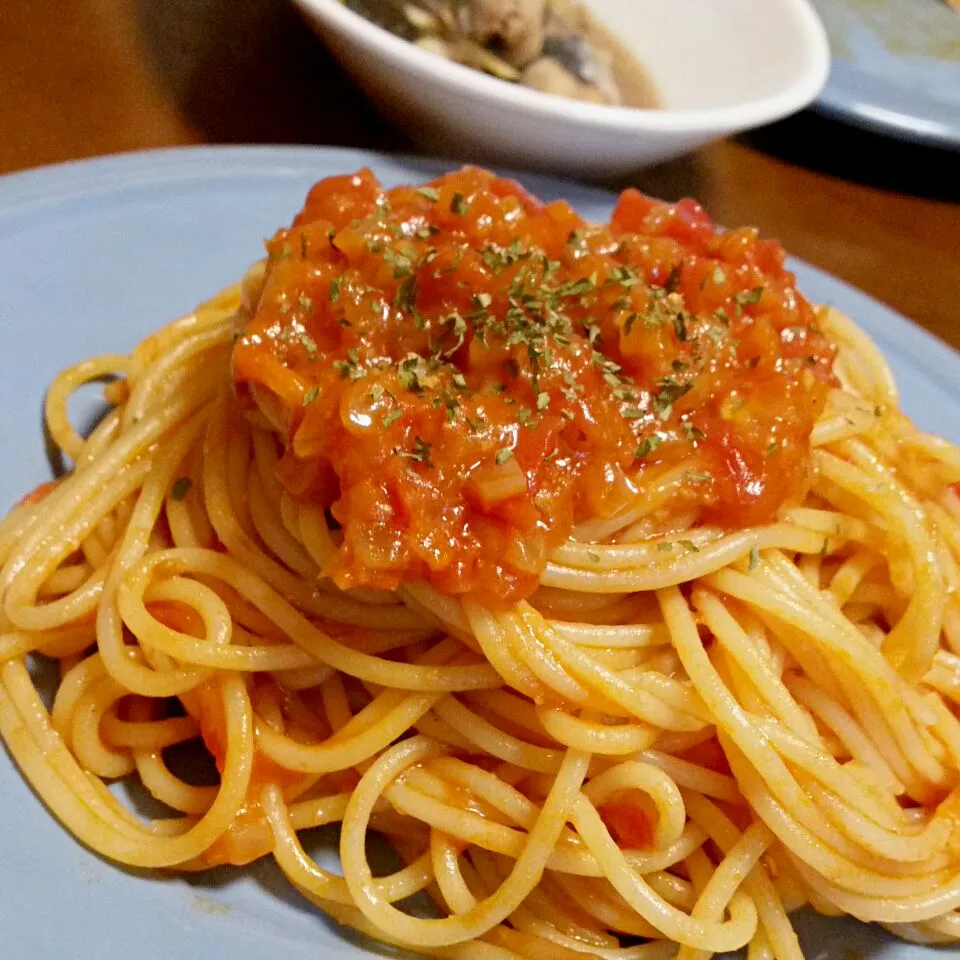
[233,168,835,604]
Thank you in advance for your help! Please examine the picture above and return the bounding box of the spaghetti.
[2,168,960,960]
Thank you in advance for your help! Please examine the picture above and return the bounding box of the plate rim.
[813,4,960,150]
[816,65,960,150]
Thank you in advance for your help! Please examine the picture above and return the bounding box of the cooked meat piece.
[415,35,452,58]
[520,55,606,103]
[469,0,546,67]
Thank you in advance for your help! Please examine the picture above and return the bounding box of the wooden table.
[3,0,958,348]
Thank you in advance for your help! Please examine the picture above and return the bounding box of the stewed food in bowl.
[343,0,660,106]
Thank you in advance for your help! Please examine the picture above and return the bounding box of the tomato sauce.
[17,479,60,507]
[599,795,656,849]
[233,167,834,604]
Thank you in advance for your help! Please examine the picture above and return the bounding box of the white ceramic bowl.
[292,0,830,178]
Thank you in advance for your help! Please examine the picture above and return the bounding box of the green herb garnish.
[383,248,414,279]
[399,436,433,468]
[735,286,764,309]
[394,275,418,311]
[673,312,688,342]
[298,332,318,360]
[635,435,662,459]
[332,347,362,380]
[652,377,693,417]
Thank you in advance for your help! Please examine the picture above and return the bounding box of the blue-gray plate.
[812,0,960,147]
[0,146,957,959]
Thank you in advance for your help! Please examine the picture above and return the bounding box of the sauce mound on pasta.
[233,167,835,603]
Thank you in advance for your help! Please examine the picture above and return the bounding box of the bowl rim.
[292,0,831,133]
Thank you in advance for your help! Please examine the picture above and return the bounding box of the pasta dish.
[2,167,960,959]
